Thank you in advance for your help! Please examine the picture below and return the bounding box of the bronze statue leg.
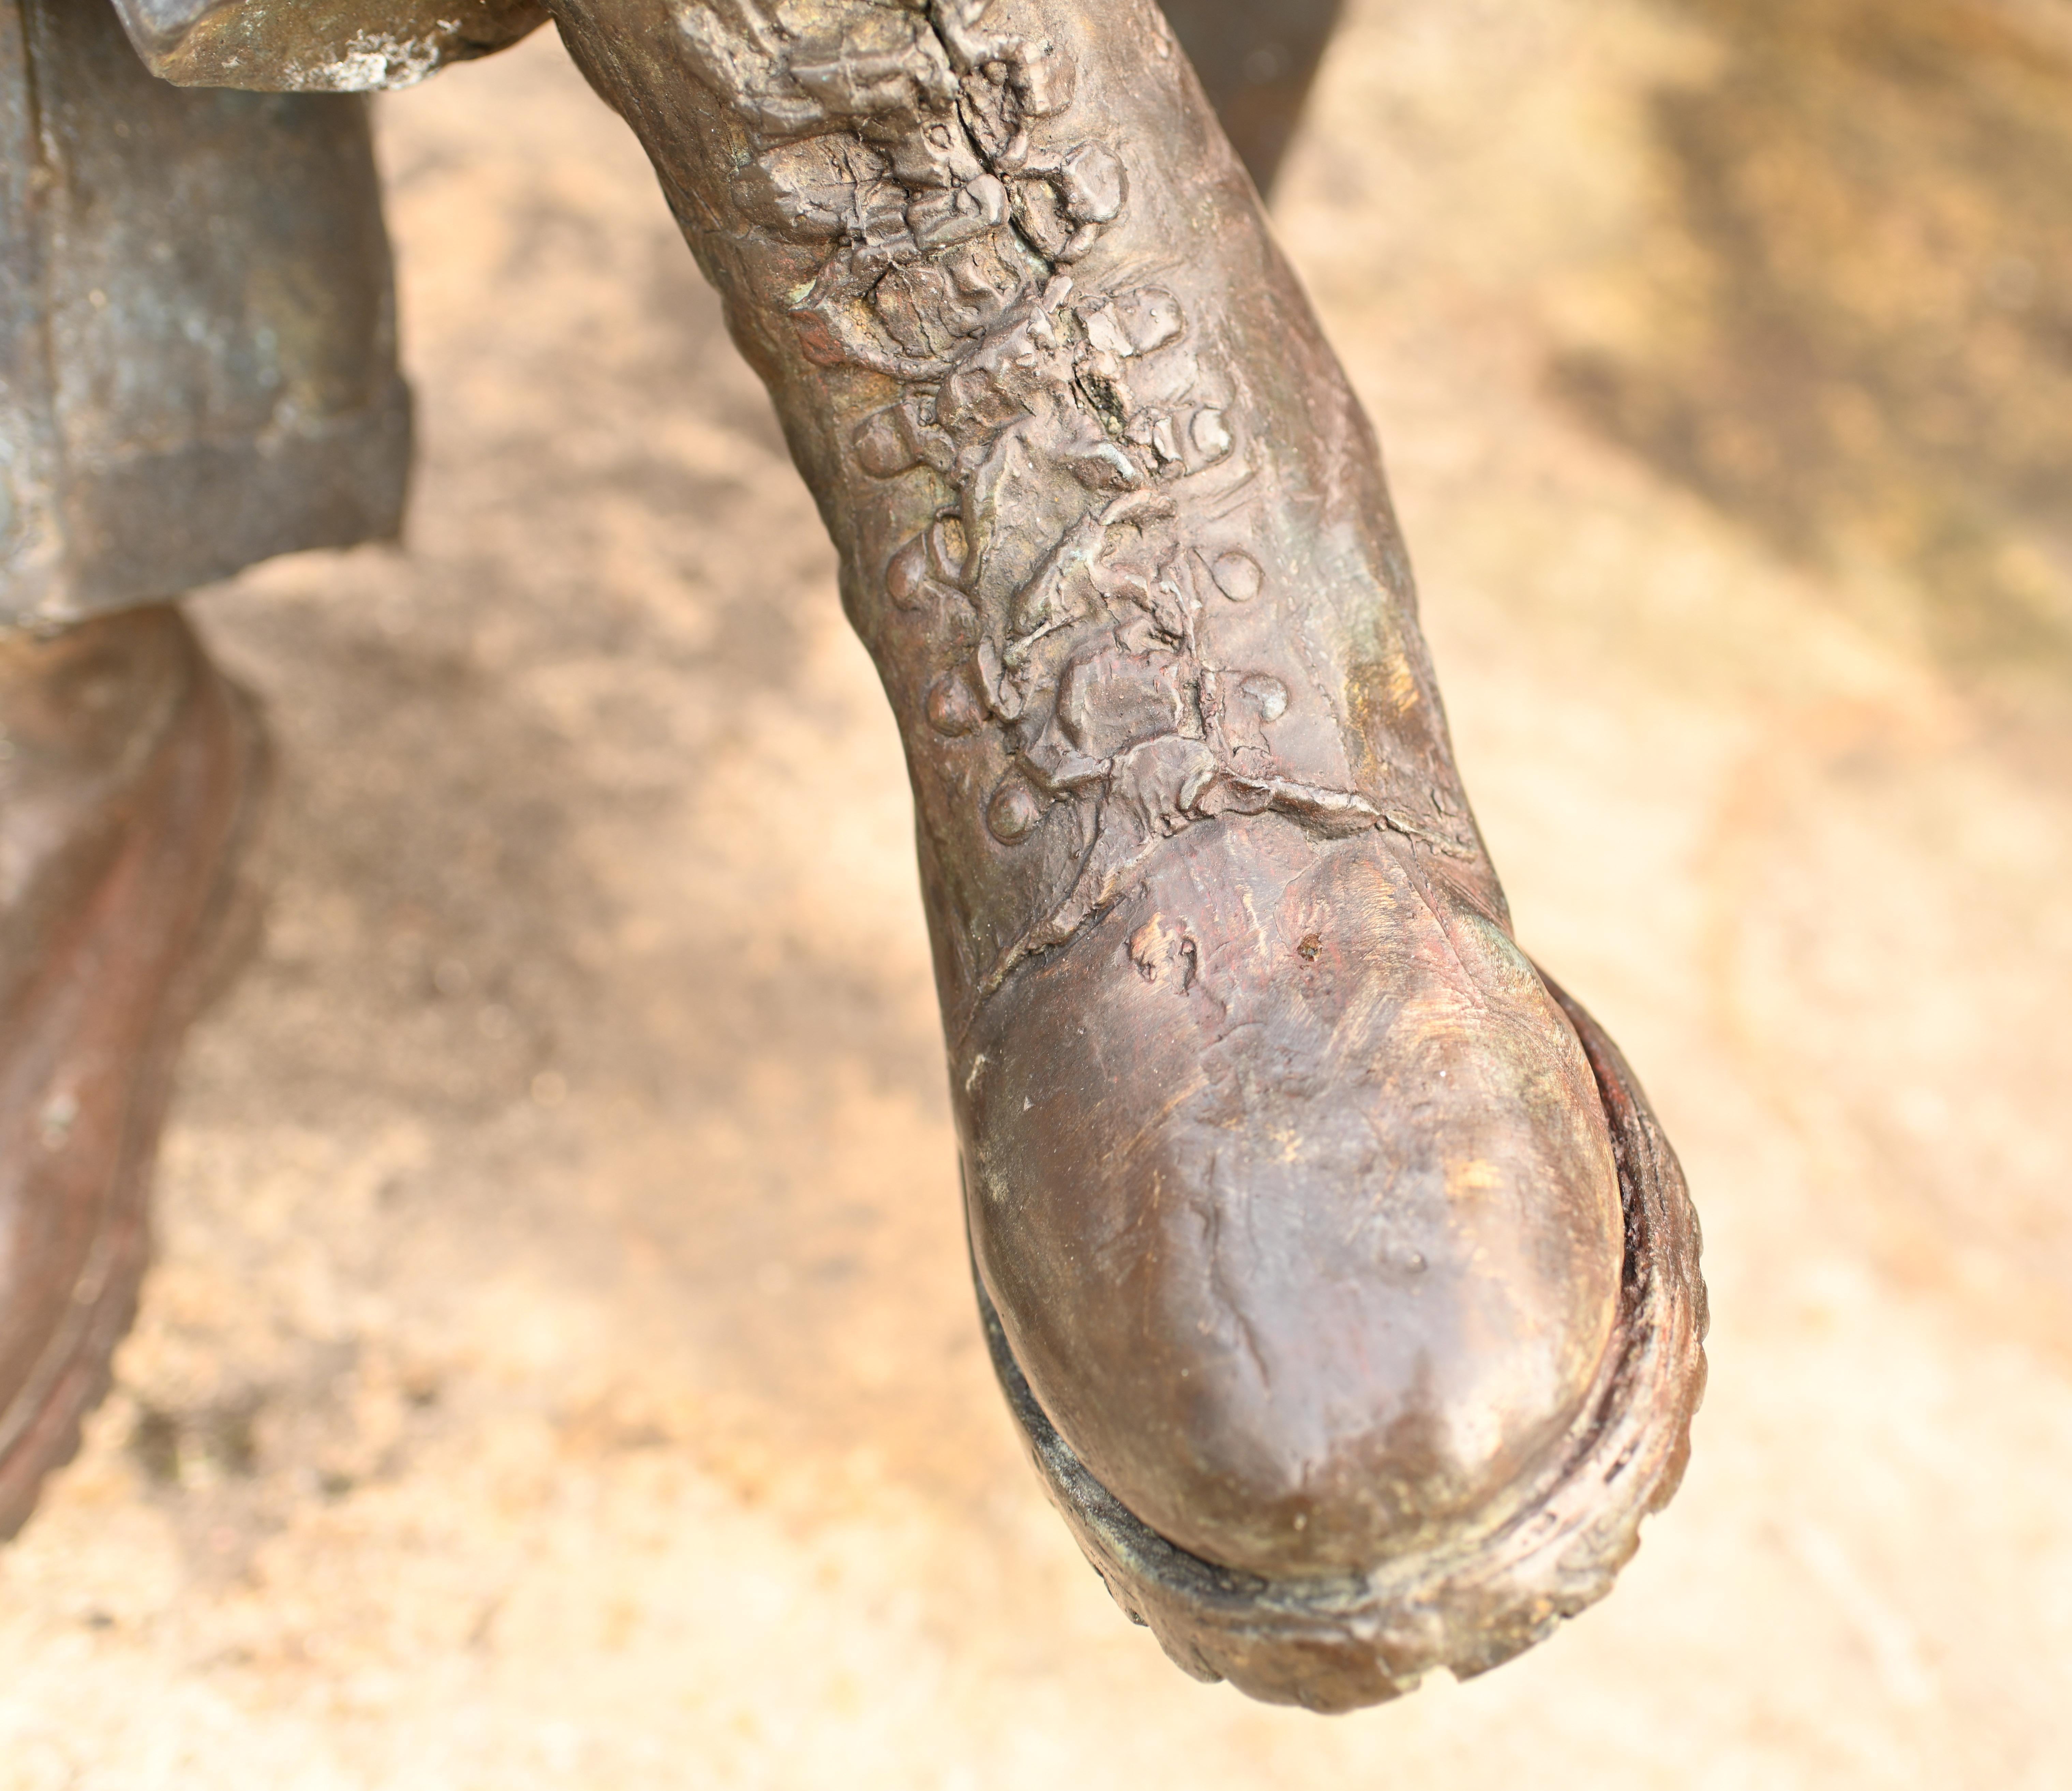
[0,0,397,1536]
[542,0,1706,1708]
[14,0,1702,1711]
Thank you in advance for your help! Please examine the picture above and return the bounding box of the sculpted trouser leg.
[542,0,1706,1709]
[0,0,402,1536]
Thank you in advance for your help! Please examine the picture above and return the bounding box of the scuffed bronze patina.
[111,0,548,89]
[979,975,1705,1708]
[532,0,1709,1703]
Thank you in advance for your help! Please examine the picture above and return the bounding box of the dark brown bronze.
[0,606,265,1540]
[2,0,1707,1710]
[530,0,1708,1706]
[981,975,1706,1707]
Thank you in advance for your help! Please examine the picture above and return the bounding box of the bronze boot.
[535,0,1709,1709]
[107,0,1705,1706]
[0,607,265,1541]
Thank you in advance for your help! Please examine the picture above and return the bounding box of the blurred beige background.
[5,2,2070,1783]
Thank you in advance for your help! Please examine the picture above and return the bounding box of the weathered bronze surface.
[528,0,1707,1701]
[0,0,1707,1709]
[111,0,548,89]
[114,0,1335,193]
[0,0,407,628]
[0,606,264,1540]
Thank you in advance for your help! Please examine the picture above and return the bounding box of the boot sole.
[0,661,272,1542]
[973,967,1707,1712]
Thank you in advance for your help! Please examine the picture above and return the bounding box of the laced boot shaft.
[548,0,1508,1031]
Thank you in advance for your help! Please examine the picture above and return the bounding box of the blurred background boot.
[0,0,409,1538]
[1155,0,1344,194]
[0,607,267,1540]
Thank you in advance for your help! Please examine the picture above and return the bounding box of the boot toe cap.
[962,821,1624,1578]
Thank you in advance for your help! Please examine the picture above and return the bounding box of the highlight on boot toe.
[959,817,1705,1708]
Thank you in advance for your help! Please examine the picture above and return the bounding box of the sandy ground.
[5,3,2071,1784]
